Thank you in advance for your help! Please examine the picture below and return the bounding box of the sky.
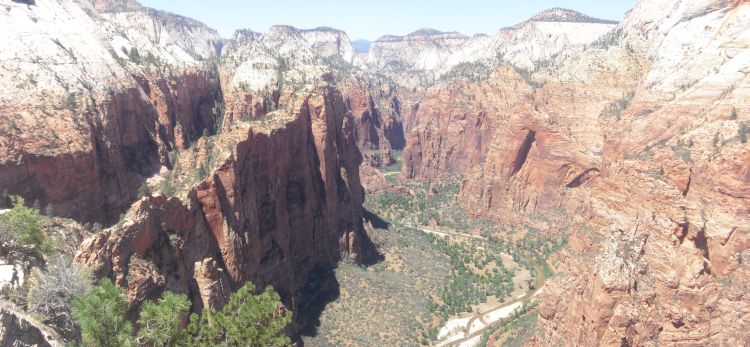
[138,1,636,40]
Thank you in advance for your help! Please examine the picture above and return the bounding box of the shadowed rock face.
[338,79,407,168]
[75,85,377,335]
[0,77,221,224]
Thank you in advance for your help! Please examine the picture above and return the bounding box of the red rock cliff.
[75,84,376,334]
[0,0,222,224]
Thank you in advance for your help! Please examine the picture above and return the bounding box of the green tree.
[44,203,54,217]
[0,196,50,253]
[72,278,135,347]
[138,291,191,346]
[183,283,292,347]
[129,47,141,63]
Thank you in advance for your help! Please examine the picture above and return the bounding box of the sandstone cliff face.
[337,78,407,167]
[89,0,142,13]
[0,0,222,223]
[396,0,749,345]
[402,66,532,180]
[75,83,375,333]
[457,46,641,218]
[217,25,361,128]
[495,9,617,71]
[73,22,376,332]
[216,25,409,173]
[529,1,750,345]
[366,29,470,73]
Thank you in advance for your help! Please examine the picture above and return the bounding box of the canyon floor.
[303,155,564,347]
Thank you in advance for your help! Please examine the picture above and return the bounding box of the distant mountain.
[519,7,618,27]
[352,39,372,53]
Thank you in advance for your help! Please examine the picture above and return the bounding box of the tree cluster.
[71,278,292,347]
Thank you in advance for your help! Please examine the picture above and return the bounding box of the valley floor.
[303,160,566,347]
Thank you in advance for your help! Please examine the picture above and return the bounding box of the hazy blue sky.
[138,1,636,40]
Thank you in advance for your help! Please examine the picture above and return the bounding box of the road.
[434,261,549,347]
[409,225,549,347]
[413,226,486,241]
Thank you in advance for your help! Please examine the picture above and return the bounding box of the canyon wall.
[530,0,750,345]
[396,0,749,345]
[0,0,222,223]
[3,0,747,345]
[338,78,407,167]
[72,18,378,334]
[75,84,375,333]
[2,0,378,336]
[362,9,616,87]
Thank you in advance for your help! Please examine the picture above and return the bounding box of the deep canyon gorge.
[0,0,748,346]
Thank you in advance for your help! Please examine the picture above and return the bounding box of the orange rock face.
[402,66,535,180]
[0,0,223,224]
[398,1,750,344]
[0,70,221,224]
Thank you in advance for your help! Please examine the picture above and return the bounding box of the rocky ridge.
[362,9,618,86]
[529,1,750,345]
[2,0,379,338]
[75,82,376,334]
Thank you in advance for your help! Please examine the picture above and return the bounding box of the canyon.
[0,0,748,346]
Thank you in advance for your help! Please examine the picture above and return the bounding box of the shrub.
[137,182,151,199]
[160,178,176,197]
[27,256,92,340]
[440,62,492,83]
[43,204,54,217]
[128,47,141,63]
[196,163,208,181]
[183,282,292,346]
[0,196,50,253]
[72,278,135,347]
[137,291,191,346]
